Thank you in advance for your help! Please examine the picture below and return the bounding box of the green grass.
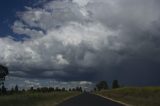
[96,87,160,106]
[0,92,80,106]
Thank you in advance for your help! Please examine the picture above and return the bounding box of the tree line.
[0,85,83,95]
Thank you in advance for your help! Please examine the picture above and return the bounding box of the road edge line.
[94,94,133,106]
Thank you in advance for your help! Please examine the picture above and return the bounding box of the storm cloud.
[0,0,160,86]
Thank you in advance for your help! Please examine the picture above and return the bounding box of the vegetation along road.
[57,93,125,106]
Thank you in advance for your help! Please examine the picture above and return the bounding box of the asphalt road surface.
[57,93,125,106]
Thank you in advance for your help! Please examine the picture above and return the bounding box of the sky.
[0,0,160,89]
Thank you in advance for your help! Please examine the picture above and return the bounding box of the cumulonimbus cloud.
[0,0,160,85]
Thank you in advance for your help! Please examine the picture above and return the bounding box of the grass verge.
[96,87,160,106]
[0,91,80,106]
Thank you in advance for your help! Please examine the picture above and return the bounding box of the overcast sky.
[0,0,160,89]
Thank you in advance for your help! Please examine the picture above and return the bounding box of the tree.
[11,87,14,94]
[49,87,54,92]
[55,87,61,91]
[72,88,76,91]
[69,88,71,91]
[94,88,97,91]
[1,83,7,94]
[30,87,34,91]
[62,88,65,91]
[15,85,19,92]
[112,80,120,89]
[96,81,108,91]
[79,87,82,92]
[76,87,82,92]
[0,65,9,85]
[22,89,25,92]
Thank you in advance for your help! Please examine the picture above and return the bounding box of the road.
[57,93,125,106]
